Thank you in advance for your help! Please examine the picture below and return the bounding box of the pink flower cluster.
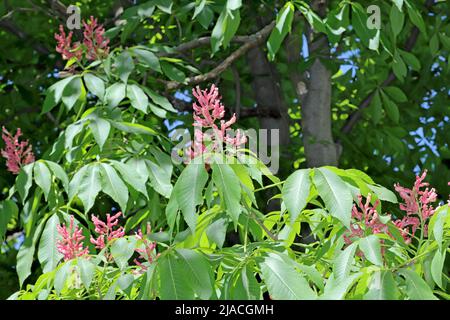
[82,16,110,61]
[90,212,125,250]
[55,16,109,64]
[133,223,160,273]
[188,85,247,160]
[393,170,437,244]
[57,215,89,261]
[344,193,390,245]
[1,127,35,175]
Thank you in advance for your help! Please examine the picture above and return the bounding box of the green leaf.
[211,163,242,226]
[359,235,383,266]
[381,91,400,123]
[146,160,173,198]
[61,76,83,111]
[99,163,129,212]
[392,52,407,81]
[367,184,398,203]
[111,121,157,135]
[68,165,89,201]
[390,5,404,38]
[88,117,111,150]
[197,5,213,29]
[33,161,52,200]
[172,163,208,231]
[38,214,63,273]
[17,217,45,286]
[160,61,186,82]
[400,50,421,71]
[313,168,353,228]
[431,249,446,289]
[282,169,311,224]
[127,84,148,113]
[133,48,161,73]
[110,237,135,269]
[83,73,105,101]
[230,265,261,300]
[333,241,358,280]
[110,160,148,199]
[222,10,240,49]
[45,161,69,194]
[16,163,34,203]
[176,249,214,299]
[267,2,294,60]
[78,257,96,290]
[260,252,316,300]
[384,86,407,103]
[0,200,18,241]
[159,253,194,299]
[206,218,228,249]
[54,261,72,294]
[226,0,242,11]
[369,90,383,124]
[143,87,177,112]
[105,83,126,108]
[42,76,75,114]
[351,4,373,47]
[321,273,361,299]
[429,34,439,56]
[399,269,438,300]
[364,271,399,300]
[115,50,134,83]
[406,3,427,37]
[78,164,102,213]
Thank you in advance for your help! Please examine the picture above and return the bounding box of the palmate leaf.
[399,269,438,300]
[158,253,194,300]
[77,164,102,213]
[172,163,208,232]
[38,214,63,273]
[359,235,383,266]
[0,200,18,241]
[99,163,129,212]
[175,249,214,299]
[282,169,311,224]
[313,167,353,228]
[333,241,358,280]
[259,252,316,300]
[364,270,399,300]
[211,163,242,226]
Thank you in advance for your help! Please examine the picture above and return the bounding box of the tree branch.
[339,0,435,136]
[164,20,277,91]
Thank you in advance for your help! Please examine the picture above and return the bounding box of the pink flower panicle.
[54,17,109,64]
[188,85,247,160]
[56,215,89,261]
[133,223,160,273]
[1,127,35,175]
[393,170,437,243]
[90,212,125,249]
[54,25,82,61]
[344,193,390,245]
[83,16,110,61]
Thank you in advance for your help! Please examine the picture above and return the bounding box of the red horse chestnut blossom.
[344,193,390,245]
[54,16,109,65]
[188,85,247,160]
[1,127,35,175]
[57,215,89,261]
[83,16,110,61]
[393,170,437,243]
[133,223,160,273]
[55,25,82,61]
[90,212,125,249]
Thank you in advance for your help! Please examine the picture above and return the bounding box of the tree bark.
[286,0,339,167]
